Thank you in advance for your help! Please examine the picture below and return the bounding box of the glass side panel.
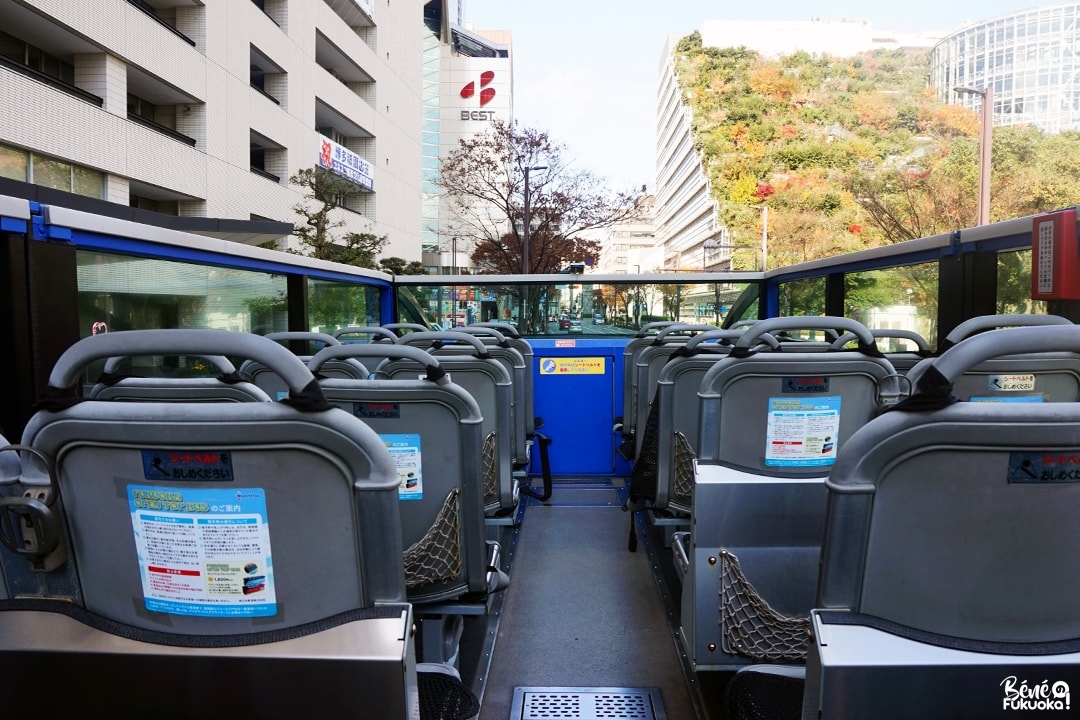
[307,278,382,334]
[76,249,289,383]
[845,261,939,347]
[778,277,826,318]
[997,249,1047,315]
[395,280,759,336]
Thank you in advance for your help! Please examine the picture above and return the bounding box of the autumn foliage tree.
[437,119,641,275]
[673,31,1080,270]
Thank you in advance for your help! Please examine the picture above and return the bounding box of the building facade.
[597,195,658,274]
[931,2,1080,133]
[420,0,512,274]
[0,0,423,256]
[653,35,725,273]
[654,23,941,273]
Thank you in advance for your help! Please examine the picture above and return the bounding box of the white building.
[420,1,512,273]
[654,34,725,273]
[701,19,941,60]
[931,2,1080,133]
[597,194,658,274]
[0,0,423,256]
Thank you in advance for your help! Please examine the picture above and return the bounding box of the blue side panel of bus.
[528,339,631,477]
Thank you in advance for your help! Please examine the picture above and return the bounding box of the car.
[559,317,572,330]
[594,314,604,324]
[568,320,583,333]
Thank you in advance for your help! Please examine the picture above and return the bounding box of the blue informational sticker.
[1008,452,1080,484]
[128,485,276,617]
[382,434,423,500]
[765,396,842,467]
[140,450,234,481]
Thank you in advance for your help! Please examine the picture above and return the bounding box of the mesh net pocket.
[670,430,696,513]
[628,398,661,505]
[404,489,462,589]
[481,431,497,506]
[719,549,810,661]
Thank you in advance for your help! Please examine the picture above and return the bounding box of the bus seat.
[436,325,532,469]
[682,317,898,671]
[239,331,368,399]
[618,321,685,457]
[802,324,1080,719]
[90,353,272,402]
[906,314,1079,402]
[0,329,417,717]
[630,324,720,459]
[829,328,932,376]
[309,343,506,605]
[389,331,519,515]
[634,329,774,520]
[309,343,509,669]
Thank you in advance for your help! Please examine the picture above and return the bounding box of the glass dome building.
[931,3,1080,132]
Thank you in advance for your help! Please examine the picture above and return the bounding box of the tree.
[379,257,428,275]
[290,167,387,269]
[437,119,641,275]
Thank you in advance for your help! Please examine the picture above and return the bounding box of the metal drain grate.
[511,687,665,720]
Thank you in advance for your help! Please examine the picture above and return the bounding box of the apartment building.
[0,0,422,256]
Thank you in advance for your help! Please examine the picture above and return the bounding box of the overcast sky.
[464,0,1048,192]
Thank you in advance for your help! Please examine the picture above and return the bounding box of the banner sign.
[318,135,374,191]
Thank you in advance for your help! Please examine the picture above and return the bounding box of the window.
[1,143,103,199]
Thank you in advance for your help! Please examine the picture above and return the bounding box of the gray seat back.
[90,354,272,402]
[650,330,771,513]
[469,322,537,436]
[333,325,399,343]
[309,344,491,604]
[698,317,898,470]
[388,332,516,514]
[620,322,683,447]
[6,330,405,633]
[684,317,897,670]
[830,328,931,375]
[429,326,530,466]
[239,331,368,399]
[805,325,1080,718]
[631,324,720,457]
[906,314,1079,401]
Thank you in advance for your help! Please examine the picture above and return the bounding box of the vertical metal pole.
[522,167,531,275]
[760,206,768,272]
[977,87,993,226]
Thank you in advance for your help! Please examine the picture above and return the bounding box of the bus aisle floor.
[474,478,701,720]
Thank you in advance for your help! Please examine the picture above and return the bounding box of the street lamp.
[702,239,720,271]
[522,165,548,274]
[955,85,993,225]
[749,204,768,271]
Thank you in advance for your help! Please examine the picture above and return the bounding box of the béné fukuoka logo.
[1002,676,1070,711]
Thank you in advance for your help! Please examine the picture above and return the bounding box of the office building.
[932,2,1080,133]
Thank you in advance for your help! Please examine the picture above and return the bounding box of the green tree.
[290,167,387,268]
[379,256,428,275]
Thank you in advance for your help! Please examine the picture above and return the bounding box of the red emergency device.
[1031,208,1080,301]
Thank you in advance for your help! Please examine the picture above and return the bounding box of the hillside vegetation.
[674,31,1080,268]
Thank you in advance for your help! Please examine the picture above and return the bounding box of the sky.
[464,0,1048,193]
